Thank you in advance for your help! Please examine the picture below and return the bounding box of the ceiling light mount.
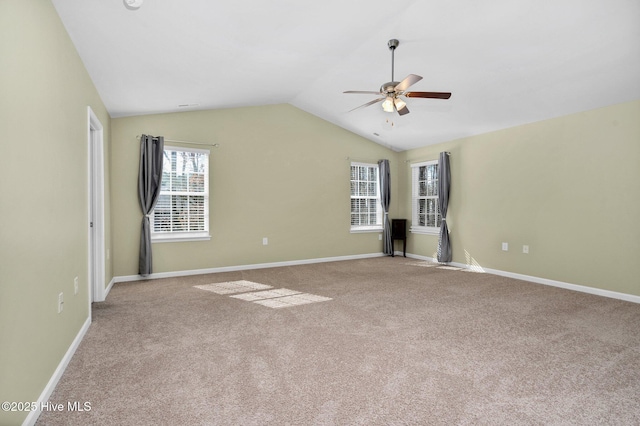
[123,0,144,10]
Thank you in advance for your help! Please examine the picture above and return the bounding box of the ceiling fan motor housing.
[381,82,400,95]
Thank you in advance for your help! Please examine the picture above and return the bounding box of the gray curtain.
[138,135,164,276]
[437,152,452,263]
[378,159,393,255]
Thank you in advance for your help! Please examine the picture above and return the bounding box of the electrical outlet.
[502,242,509,251]
[379,234,382,241]
[107,249,110,260]
[523,245,529,254]
[58,293,64,313]
[74,277,79,295]
[262,237,268,246]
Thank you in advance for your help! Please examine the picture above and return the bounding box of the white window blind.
[151,146,210,242]
[411,160,441,234]
[350,162,382,232]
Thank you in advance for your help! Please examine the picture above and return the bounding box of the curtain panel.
[437,152,451,263]
[378,159,392,255]
[138,135,164,276]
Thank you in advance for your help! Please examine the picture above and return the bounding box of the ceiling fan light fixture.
[382,97,395,113]
[394,98,407,111]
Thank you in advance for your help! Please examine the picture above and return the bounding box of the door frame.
[88,107,106,303]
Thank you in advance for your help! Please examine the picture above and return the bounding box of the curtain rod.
[136,135,219,148]
[345,156,385,164]
[404,152,450,163]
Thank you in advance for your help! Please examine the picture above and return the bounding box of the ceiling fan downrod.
[388,39,399,83]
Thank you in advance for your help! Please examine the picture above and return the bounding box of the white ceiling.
[51,0,640,151]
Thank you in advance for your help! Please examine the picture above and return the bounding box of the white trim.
[105,277,116,299]
[151,233,211,243]
[409,227,439,235]
[410,160,436,168]
[22,317,91,426]
[350,227,383,233]
[113,250,640,304]
[405,253,437,262]
[350,161,378,168]
[410,160,441,235]
[466,264,640,304]
[404,253,640,304]
[164,144,209,155]
[88,107,106,303]
[350,162,383,231]
[114,253,385,283]
[152,145,210,240]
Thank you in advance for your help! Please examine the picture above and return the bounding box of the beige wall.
[399,100,640,296]
[111,105,398,276]
[0,1,112,424]
[1,2,638,424]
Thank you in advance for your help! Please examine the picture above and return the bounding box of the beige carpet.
[37,257,640,425]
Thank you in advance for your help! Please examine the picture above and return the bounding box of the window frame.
[350,162,383,233]
[410,160,441,235]
[150,145,211,243]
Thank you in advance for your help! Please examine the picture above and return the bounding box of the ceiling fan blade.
[394,74,423,92]
[348,97,383,112]
[405,91,452,99]
[343,90,381,95]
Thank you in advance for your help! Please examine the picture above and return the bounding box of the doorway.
[88,107,105,303]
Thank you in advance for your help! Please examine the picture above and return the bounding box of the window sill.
[410,226,440,236]
[350,227,383,234]
[151,234,211,243]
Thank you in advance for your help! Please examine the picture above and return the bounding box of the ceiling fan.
[344,39,451,116]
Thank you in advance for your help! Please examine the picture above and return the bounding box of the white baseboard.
[22,316,91,426]
[104,277,115,299]
[404,253,640,304]
[114,252,385,283]
[113,250,639,304]
[473,264,640,304]
[405,253,437,263]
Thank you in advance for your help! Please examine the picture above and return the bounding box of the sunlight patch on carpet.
[462,267,485,273]
[194,282,332,309]
[404,261,439,267]
[232,288,332,308]
[194,280,272,294]
[437,266,463,271]
[253,293,332,309]
[404,261,484,273]
[230,288,301,301]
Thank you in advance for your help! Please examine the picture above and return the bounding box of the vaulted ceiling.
[51,0,640,151]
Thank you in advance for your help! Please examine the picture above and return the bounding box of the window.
[151,146,210,242]
[350,162,382,232]
[411,160,441,234]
